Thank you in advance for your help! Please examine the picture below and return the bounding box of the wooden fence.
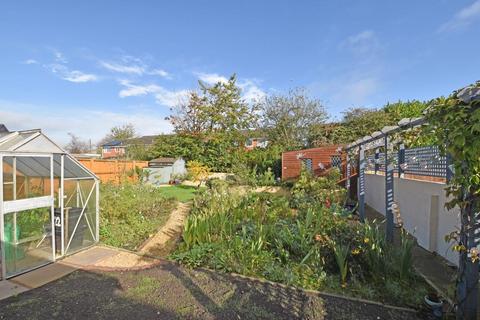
[77,159,148,184]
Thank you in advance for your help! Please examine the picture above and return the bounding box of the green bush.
[100,182,176,250]
[290,168,345,209]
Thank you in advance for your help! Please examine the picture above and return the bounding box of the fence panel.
[77,159,148,184]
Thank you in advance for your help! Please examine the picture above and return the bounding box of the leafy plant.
[333,243,350,287]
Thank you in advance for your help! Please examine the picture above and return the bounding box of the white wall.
[365,173,460,265]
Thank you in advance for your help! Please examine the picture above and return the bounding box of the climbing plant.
[424,81,480,318]
[425,82,480,212]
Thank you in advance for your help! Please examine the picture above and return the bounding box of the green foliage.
[172,180,428,307]
[169,74,258,136]
[259,87,328,150]
[308,100,428,147]
[186,160,211,187]
[290,168,345,209]
[99,182,176,250]
[333,243,349,287]
[425,82,480,210]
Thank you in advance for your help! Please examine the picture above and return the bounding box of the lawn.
[99,182,177,250]
[171,170,433,309]
[157,185,201,202]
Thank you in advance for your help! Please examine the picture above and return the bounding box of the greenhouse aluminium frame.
[0,129,99,279]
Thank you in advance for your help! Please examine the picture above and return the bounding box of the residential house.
[101,135,158,159]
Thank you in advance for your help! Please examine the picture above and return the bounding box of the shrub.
[186,160,211,187]
[100,182,176,250]
[290,168,345,209]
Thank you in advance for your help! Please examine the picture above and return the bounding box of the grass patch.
[157,185,201,203]
[100,182,176,250]
[126,276,162,299]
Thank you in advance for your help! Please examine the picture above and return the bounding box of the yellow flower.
[363,238,370,244]
[351,248,360,255]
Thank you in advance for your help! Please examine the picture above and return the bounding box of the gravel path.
[139,202,191,257]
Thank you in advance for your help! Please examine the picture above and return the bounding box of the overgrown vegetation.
[100,182,176,250]
[171,171,429,307]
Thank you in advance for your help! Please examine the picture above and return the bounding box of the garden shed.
[145,157,186,185]
[0,127,99,279]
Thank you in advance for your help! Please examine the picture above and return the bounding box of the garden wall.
[364,173,459,265]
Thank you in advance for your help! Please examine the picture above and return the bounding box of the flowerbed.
[100,182,176,250]
[171,170,430,308]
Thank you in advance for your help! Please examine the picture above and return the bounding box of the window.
[302,158,313,172]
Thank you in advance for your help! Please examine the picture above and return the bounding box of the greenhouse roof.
[0,129,64,154]
[0,128,97,179]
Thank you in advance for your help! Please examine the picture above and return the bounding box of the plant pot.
[424,295,443,308]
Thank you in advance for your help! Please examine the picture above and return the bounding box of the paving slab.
[10,263,77,289]
[61,246,119,267]
[0,280,29,300]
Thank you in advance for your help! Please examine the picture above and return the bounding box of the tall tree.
[259,87,328,150]
[97,123,137,147]
[65,133,90,153]
[168,74,258,135]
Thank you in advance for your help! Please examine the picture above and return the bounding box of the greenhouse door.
[0,154,55,279]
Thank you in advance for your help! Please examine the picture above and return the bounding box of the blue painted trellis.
[344,115,480,319]
[358,146,365,222]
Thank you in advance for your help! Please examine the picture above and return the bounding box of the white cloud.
[46,64,98,83]
[195,72,229,85]
[23,59,38,65]
[0,100,173,145]
[239,79,266,103]
[439,0,480,32]
[100,61,145,75]
[53,50,68,63]
[100,55,171,79]
[149,68,171,79]
[118,80,188,107]
[342,30,380,56]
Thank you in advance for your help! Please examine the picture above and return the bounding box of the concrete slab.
[10,263,77,289]
[0,280,29,300]
[61,246,118,267]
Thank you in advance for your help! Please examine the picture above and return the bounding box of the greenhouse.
[0,128,99,279]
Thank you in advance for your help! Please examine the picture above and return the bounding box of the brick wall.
[281,145,342,180]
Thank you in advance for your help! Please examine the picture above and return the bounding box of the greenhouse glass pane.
[4,207,53,277]
[64,179,96,255]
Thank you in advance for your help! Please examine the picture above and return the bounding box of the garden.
[171,169,432,308]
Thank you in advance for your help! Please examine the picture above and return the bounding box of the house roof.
[102,140,124,147]
[149,157,177,164]
[127,135,158,145]
[0,124,9,134]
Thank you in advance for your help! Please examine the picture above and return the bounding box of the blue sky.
[0,1,479,145]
